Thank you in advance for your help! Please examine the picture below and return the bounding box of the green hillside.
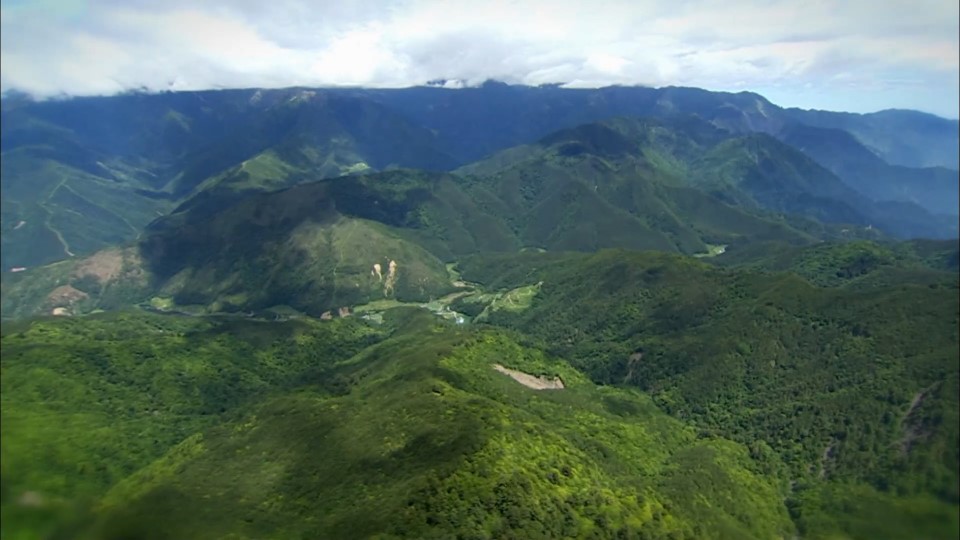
[2,96,957,540]
[455,249,959,535]
[3,262,958,539]
[711,239,960,288]
[5,86,955,270]
[0,312,386,539]
[140,171,493,316]
[458,117,900,247]
[4,79,960,540]
[3,171,481,319]
[0,90,456,269]
[4,310,799,540]
[0,247,152,319]
[6,126,842,321]
[0,146,171,269]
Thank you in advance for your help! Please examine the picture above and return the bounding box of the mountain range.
[1,83,958,540]
[2,83,957,270]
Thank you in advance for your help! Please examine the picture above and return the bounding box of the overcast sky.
[1,0,957,118]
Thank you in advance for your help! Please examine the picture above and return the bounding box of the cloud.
[1,0,957,116]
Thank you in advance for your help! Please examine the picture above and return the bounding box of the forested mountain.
[0,89,456,269]
[1,84,957,540]
[784,107,960,169]
[5,115,909,320]
[3,84,956,269]
[779,123,959,217]
[3,248,957,539]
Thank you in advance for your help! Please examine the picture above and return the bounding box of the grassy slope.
[3,310,796,540]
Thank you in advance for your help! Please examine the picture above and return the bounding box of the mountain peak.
[538,122,637,158]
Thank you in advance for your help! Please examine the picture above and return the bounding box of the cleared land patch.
[493,364,564,390]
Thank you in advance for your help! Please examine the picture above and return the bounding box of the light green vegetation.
[197,150,303,193]
[472,282,543,322]
[147,296,174,310]
[0,311,387,538]
[456,249,959,538]
[341,161,372,174]
[2,310,798,540]
[2,242,957,539]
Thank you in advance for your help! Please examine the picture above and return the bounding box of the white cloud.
[0,0,957,116]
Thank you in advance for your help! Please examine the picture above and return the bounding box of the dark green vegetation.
[3,84,956,268]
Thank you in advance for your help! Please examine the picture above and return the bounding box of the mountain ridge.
[4,84,956,269]
[7,116,912,320]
